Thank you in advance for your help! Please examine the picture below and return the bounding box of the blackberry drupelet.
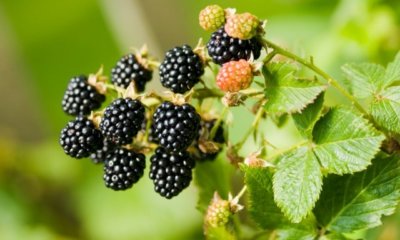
[159,45,204,93]
[111,54,153,92]
[62,75,106,116]
[193,119,225,161]
[149,147,195,199]
[152,101,200,152]
[103,148,146,190]
[100,98,145,145]
[59,116,103,158]
[207,27,262,65]
[90,139,117,164]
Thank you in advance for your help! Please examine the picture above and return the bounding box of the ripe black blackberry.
[90,139,117,164]
[207,27,262,65]
[149,147,195,199]
[152,101,200,152]
[159,45,204,93]
[62,75,106,116]
[111,54,153,92]
[100,98,145,145]
[193,119,225,161]
[103,148,146,191]
[59,116,103,158]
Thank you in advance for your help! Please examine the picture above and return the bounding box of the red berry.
[216,59,253,92]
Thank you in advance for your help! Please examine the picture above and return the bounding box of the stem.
[235,101,266,150]
[210,106,228,139]
[235,185,247,200]
[262,50,277,64]
[193,87,224,99]
[262,39,369,116]
[264,140,309,162]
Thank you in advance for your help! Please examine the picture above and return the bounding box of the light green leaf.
[314,154,400,233]
[242,165,287,229]
[341,63,385,99]
[195,157,234,213]
[263,63,326,114]
[312,108,384,174]
[273,146,323,223]
[370,86,400,134]
[383,51,400,87]
[292,92,325,139]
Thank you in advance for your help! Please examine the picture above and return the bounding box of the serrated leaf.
[370,86,400,135]
[273,146,323,223]
[263,63,326,114]
[242,165,287,229]
[195,157,234,213]
[341,63,385,99]
[292,92,325,138]
[312,107,384,174]
[314,154,400,233]
[383,51,400,87]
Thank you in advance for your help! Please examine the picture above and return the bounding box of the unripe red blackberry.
[225,13,261,40]
[207,27,262,65]
[149,147,195,199]
[59,116,103,158]
[111,54,153,92]
[159,45,204,94]
[199,5,226,31]
[103,148,146,191]
[100,98,145,145]
[152,101,201,152]
[216,59,253,92]
[90,139,117,164]
[62,75,106,116]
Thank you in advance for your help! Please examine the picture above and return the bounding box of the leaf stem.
[262,39,369,117]
[264,140,309,162]
[210,106,228,139]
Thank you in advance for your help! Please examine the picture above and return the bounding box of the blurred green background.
[0,0,399,239]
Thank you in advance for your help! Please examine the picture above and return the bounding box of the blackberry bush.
[159,45,204,93]
[152,101,200,152]
[104,148,146,191]
[100,98,145,145]
[57,4,400,240]
[59,116,103,158]
[207,27,262,65]
[62,75,105,116]
[149,147,195,199]
[111,54,153,92]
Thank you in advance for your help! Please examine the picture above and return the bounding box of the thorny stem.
[235,101,266,150]
[262,39,369,117]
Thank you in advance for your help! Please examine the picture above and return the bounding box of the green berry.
[205,193,232,228]
[199,5,226,31]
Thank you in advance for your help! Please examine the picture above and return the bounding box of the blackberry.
[103,148,146,191]
[111,54,153,92]
[159,45,204,93]
[90,139,117,164]
[193,119,225,161]
[207,27,262,65]
[149,147,195,199]
[59,116,103,158]
[100,98,145,145]
[152,101,200,152]
[62,75,106,116]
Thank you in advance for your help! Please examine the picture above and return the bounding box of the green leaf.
[370,86,400,134]
[292,92,325,138]
[312,107,384,174]
[341,63,385,99]
[263,63,326,114]
[319,233,351,240]
[276,215,318,240]
[314,153,400,233]
[273,146,323,223]
[383,51,400,87]
[206,227,236,240]
[242,165,287,229]
[195,157,234,213]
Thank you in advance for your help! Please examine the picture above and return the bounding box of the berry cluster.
[59,4,265,199]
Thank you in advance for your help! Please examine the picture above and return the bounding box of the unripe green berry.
[205,193,232,228]
[199,5,226,31]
